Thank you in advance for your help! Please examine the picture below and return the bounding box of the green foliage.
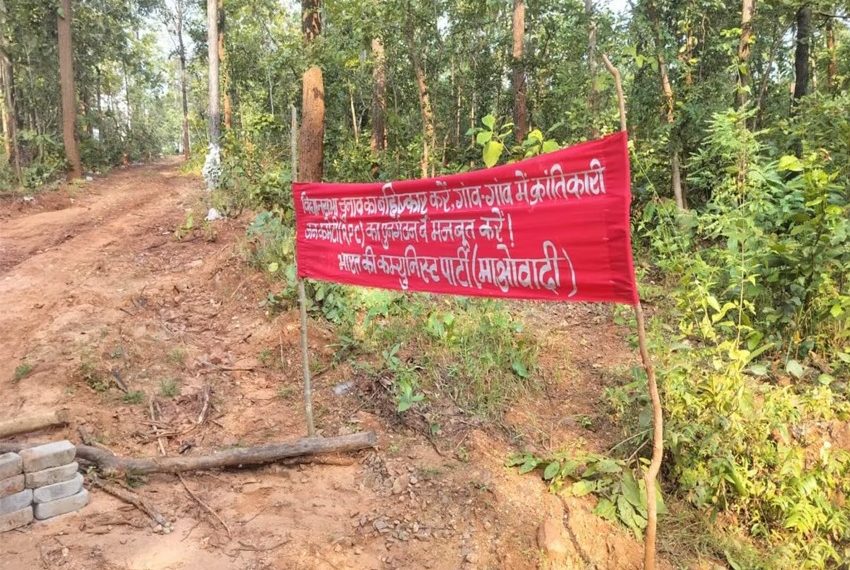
[627,110,850,566]
[12,362,33,382]
[122,390,145,405]
[508,451,666,539]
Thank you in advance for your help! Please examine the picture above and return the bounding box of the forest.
[1,0,849,568]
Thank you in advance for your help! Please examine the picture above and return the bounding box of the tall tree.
[57,0,82,179]
[370,36,386,155]
[646,1,685,210]
[585,0,598,136]
[298,0,324,183]
[218,0,232,131]
[0,0,20,182]
[175,0,190,158]
[511,0,528,142]
[736,0,755,108]
[825,15,837,92]
[207,0,220,148]
[793,4,811,102]
[405,12,435,178]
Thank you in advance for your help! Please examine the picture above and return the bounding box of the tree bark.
[370,37,386,154]
[793,4,811,102]
[207,0,220,147]
[585,0,598,137]
[298,0,324,183]
[406,16,435,178]
[0,410,69,439]
[176,0,190,158]
[735,0,755,108]
[57,0,82,180]
[647,1,684,211]
[511,0,528,142]
[218,0,232,131]
[826,17,836,93]
[0,0,20,182]
[0,433,377,476]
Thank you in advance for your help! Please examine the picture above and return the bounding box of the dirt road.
[0,161,658,569]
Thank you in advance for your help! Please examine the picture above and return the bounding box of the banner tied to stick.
[293,131,638,305]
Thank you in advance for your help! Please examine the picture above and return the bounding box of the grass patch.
[77,358,110,392]
[159,378,181,398]
[122,390,145,405]
[13,362,33,382]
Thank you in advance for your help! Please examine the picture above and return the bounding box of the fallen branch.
[90,476,171,531]
[0,432,376,476]
[178,473,231,538]
[0,409,69,439]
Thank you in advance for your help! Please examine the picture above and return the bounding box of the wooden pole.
[292,104,316,437]
[601,53,663,570]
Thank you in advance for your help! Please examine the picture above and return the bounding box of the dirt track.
[0,161,661,569]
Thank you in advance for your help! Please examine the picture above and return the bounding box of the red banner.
[293,131,638,305]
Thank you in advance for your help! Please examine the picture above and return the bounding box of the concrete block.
[0,489,32,516]
[0,474,25,498]
[33,473,83,504]
[0,453,22,479]
[25,462,79,489]
[19,441,76,473]
[0,506,33,533]
[33,488,89,520]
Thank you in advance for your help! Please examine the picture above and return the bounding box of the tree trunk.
[735,0,755,108]
[370,37,386,154]
[826,17,836,93]
[176,0,190,158]
[57,0,82,180]
[793,4,811,102]
[207,0,220,147]
[585,0,598,137]
[218,0,232,131]
[0,0,20,182]
[647,1,684,211]
[406,17,435,178]
[298,0,323,183]
[511,0,528,142]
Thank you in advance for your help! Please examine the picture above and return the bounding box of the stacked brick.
[0,441,88,533]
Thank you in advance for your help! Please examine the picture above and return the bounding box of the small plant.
[122,390,145,405]
[173,211,195,240]
[159,378,181,398]
[77,359,109,392]
[13,362,33,382]
[167,347,186,366]
[508,452,665,539]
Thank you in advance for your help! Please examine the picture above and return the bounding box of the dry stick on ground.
[89,476,170,530]
[151,401,231,538]
[0,409,69,439]
[178,473,232,538]
[196,385,212,425]
[0,432,376,476]
[601,52,664,570]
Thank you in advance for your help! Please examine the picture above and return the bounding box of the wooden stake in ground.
[292,104,316,437]
[602,53,664,570]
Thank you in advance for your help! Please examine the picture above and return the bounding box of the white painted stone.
[25,462,79,489]
[33,473,84,504]
[19,441,76,473]
[0,453,22,479]
[34,488,89,520]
